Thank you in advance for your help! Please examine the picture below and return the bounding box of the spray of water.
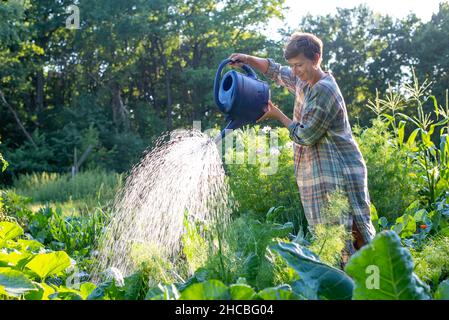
[92,129,234,282]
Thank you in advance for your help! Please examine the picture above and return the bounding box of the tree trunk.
[110,81,129,132]
[0,89,37,148]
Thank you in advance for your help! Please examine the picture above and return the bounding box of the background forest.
[1,0,448,181]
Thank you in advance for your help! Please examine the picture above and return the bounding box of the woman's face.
[287,53,319,83]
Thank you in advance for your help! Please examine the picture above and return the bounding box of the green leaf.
[378,216,389,230]
[177,267,210,292]
[0,267,37,298]
[406,128,420,148]
[382,113,394,124]
[180,280,230,300]
[123,272,144,300]
[144,286,164,300]
[16,239,45,252]
[86,281,110,300]
[145,283,180,300]
[345,231,431,300]
[413,209,430,225]
[229,284,256,300]
[0,250,31,268]
[0,221,24,242]
[257,284,302,300]
[440,134,449,165]
[435,280,449,300]
[370,204,379,232]
[79,282,97,300]
[49,289,83,300]
[290,280,319,299]
[397,120,406,146]
[422,128,435,148]
[243,253,260,284]
[430,95,440,118]
[405,200,421,215]
[271,242,354,300]
[25,251,71,280]
[268,222,294,238]
[266,206,285,223]
[392,214,416,238]
[86,280,125,300]
[24,282,56,300]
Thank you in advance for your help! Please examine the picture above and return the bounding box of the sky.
[264,0,446,40]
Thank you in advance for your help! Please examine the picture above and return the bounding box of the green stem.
[446,89,449,134]
[215,222,227,283]
[318,235,328,256]
[423,150,435,206]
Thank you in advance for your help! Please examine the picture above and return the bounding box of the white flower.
[285,141,293,149]
[256,148,264,154]
[261,126,272,134]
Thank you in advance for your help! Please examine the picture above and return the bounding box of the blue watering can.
[214,58,270,143]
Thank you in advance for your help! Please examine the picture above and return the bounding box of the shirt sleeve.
[288,84,338,146]
[264,58,298,95]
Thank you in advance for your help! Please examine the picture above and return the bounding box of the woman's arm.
[263,58,297,94]
[259,85,338,146]
[229,54,297,94]
[257,101,293,128]
[229,53,269,74]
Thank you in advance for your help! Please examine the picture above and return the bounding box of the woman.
[230,32,376,263]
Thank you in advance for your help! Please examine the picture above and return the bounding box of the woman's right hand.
[229,53,249,68]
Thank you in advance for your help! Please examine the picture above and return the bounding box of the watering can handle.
[232,59,258,79]
[214,58,258,109]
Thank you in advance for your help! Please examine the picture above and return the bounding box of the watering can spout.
[214,119,247,145]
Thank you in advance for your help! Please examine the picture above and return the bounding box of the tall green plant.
[354,119,418,220]
[363,72,449,211]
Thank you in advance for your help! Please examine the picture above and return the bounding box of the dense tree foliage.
[1,0,448,182]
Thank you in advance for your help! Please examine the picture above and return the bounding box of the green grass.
[9,170,124,210]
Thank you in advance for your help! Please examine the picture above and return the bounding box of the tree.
[412,2,449,104]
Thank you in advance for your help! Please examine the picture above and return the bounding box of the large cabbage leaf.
[345,230,431,300]
[271,242,354,300]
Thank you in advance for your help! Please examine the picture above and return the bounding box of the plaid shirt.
[265,58,376,244]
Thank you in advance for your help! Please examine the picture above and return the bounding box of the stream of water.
[92,129,233,282]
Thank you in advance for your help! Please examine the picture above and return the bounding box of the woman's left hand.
[257,100,281,123]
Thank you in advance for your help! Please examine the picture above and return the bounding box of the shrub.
[3,130,56,175]
[354,119,419,221]
[0,190,33,226]
[411,235,449,288]
[308,224,349,268]
[223,126,307,233]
